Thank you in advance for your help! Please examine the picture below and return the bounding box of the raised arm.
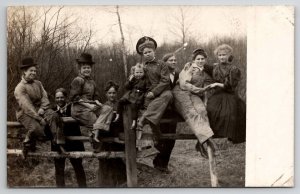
[124,76,135,90]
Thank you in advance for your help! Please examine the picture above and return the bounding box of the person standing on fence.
[152,53,179,173]
[205,44,246,143]
[136,36,173,144]
[172,49,217,158]
[14,57,67,157]
[52,88,87,187]
[97,81,127,187]
[69,53,114,145]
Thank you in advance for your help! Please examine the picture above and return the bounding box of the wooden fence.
[7,106,218,187]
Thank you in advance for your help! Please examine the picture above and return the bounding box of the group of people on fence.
[13,36,246,187]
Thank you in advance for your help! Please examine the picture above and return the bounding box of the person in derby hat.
[14,57,67,158]
[134,36,173,152]
[76,53,95,65]
[19,57,38,70]
[69,52,114,147]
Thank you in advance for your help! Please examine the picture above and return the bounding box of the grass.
[137,139,245,187]
[7,123,245,188]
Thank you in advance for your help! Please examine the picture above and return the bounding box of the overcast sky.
[13,6,247,52]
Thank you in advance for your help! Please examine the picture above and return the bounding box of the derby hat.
[136,36,157,55]
[76,53,95,65]
[19,57,38,69]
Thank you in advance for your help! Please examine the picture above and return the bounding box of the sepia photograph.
[5,5,292,188]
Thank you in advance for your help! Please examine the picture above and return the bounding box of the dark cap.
[192,48,208,59]
[136,36,157,55]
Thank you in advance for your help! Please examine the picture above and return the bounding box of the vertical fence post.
[122,105,138,187]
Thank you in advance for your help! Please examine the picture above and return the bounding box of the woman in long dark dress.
[97,81,127,187]
[206,44,246,143]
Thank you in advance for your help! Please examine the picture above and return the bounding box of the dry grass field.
[7,123,245,188]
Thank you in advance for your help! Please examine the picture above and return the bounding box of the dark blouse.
[125,77,150,93]
[205,63,241,93]
[69,74,100,102]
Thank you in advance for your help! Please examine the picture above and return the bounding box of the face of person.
[142,48,155,62]
[23,66,37,81]
[217,50,230,63]
[55,91,66,107]
[194,54,206,67]
[166,55,177,70]
[106,87,117,102]
[80,64,92,77]
[134,67,144,79]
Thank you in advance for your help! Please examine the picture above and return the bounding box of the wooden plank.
[7,149,125,158]
[7,116,185,128]
[141,133,197,140]
[7,121,23,128]
[61,117,78,123]
[7,117,78,128]
[7,135,125,144]
[8,132,196,141]
[207,143,219,187]
[123,105,138,187]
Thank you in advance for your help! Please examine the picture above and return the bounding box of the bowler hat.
[136,36,157,55]
[76,53,95,65]
[19,57,38,69]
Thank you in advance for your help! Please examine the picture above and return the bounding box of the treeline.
[7,7,246,121]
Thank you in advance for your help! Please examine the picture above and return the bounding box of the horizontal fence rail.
[7,149,125,159]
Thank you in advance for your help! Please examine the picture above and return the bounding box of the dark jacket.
[69,74,100,102]
[169,70,179,89]
[120,76,150,105]
[144,58,171,97]
[51,104,85,152]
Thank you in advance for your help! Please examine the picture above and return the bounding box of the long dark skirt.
[207,91,246,143]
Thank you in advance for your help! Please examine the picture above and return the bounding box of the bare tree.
[167,6,195,45]
[115,5,128,77]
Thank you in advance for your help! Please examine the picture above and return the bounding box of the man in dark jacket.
[153,53,180,173]
[52,88,87,187]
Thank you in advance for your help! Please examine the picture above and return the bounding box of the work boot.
[22,140,36,159]
[92,142,103,153]
[195,141,208,159]
[196,138,218,159]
